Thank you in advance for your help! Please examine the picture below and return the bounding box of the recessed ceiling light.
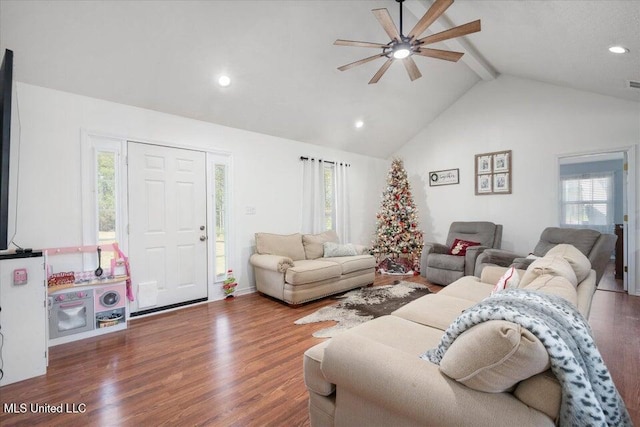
[218,75,231,87]
[608,46,629,54]
[355,120,364,129]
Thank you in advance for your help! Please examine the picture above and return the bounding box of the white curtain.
[302,159,326,234]
[335,163,351,243]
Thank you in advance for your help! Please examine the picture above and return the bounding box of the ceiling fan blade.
[415,48,464,62]
[369,59,393,84]
[338,53,386,71]
[372,8,401,42]
[418,20,481,45]
[402,57,422,81]
[407,0,454,40]
[334,39,389,49]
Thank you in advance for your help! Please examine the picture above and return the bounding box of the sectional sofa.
[303,244,603,426]
[250,231,376,305]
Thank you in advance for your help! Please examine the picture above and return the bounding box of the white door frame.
[82,128,235,310]
[557,145,637,296]
[626,145,637,296]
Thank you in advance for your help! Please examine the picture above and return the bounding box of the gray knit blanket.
[421,289,631,427]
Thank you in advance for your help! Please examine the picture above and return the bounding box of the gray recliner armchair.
[421,221,503,286]
[475,227,617,285]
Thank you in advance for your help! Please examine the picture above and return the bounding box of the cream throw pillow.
[302,230,339,259]
[255,233,306,261]
[545,244,591,283]
[439,320,550,393]
[519,255,578,288]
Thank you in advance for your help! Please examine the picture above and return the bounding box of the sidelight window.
[214,162,228,280]
[81,133,125,269]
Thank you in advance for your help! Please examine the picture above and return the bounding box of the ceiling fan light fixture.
[392,43,411,59]
[608,46,629,54]
[218,75,231,87]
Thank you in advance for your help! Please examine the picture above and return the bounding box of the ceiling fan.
[335,0,481,84]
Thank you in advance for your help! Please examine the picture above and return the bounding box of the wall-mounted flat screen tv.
[0,49,14,251]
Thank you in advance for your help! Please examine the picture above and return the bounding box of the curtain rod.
[300,156,351,167]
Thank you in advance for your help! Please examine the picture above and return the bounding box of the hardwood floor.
[597,261,625,293]
[1,274,638,426]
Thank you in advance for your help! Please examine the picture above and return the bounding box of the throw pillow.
[544,244,591,283]
[449,239,481,256]
[439,320,550,393]
[302,230,339,259]
[519,255,578,288]
[255,232,306,261]
[323,242,357,257]
[492,266,520,294]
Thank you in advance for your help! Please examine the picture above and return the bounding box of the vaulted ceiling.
[1,0,638,158]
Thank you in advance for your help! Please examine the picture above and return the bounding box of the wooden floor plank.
[1,273,638,426]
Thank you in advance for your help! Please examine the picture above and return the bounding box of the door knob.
[200,225,205,230]
[200,235,207,241]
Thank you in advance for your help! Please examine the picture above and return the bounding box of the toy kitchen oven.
[46,244,130,346]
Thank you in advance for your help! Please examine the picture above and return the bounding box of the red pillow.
[449,239,481,256]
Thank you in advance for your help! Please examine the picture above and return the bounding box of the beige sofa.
[250,231,375,305]
[304,244,598,426]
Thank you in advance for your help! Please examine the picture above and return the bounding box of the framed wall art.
[429,168,459,186]
[477,154,492,174]
[477,174,492,194]
[475,150,512,195]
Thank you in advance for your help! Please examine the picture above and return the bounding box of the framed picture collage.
[474,150,512,195]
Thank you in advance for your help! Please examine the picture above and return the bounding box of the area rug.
[294,281,431,338]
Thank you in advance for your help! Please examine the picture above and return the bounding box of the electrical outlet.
[245,206,257,215]
[14,268,28,285]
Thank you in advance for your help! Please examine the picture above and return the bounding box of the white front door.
[128,142,208,313]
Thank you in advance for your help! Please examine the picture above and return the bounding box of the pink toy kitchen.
[45,243,132,346]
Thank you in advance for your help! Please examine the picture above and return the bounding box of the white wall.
[8,82,389,298]
[395,75,640,292]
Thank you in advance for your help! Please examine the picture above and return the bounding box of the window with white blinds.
[560,172,614,233]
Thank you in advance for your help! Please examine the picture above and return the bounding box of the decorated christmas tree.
[371,158,424,273]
